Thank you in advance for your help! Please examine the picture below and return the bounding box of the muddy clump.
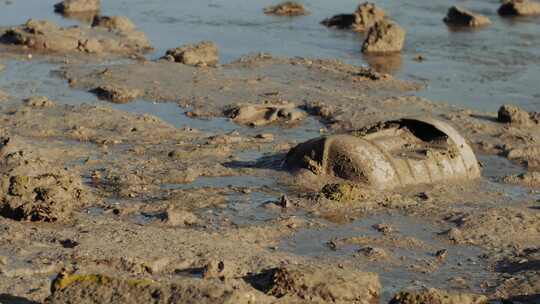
[250,264,380,303]
[286,118,480,190]
[362,20,406,53]
[263,2,308,16]
[162,41,219,67]
[0,19,151,55]
[0,138,87,222]
[54,0,100,14]
[321,183,373,202]
[48,272,268,304]
[499,0,540,16]
[389,288,488,304]
[443,6,491,27]
[91,85,142,103]
[224,103,305,127]
[91,16,136,32]
[504,171,540,188]
[497,104,540,126]
[23,96,56,108]
[322,2,386,32]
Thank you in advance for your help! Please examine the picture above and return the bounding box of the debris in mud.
[286,118,481,190]
[0,19,151,55]
[362,20,406,53]
[504,171,540,188]
[23,96,55,108]
[48,272,267,304]
[443,6,491,28]
[162,41,219,67]
[497,104,540,126]
[91,16,136,32]
[263,1,308,17]
[389,288,488,304]
[91,85,142,103]
[321,2,386,32]
[224,102,305,127]
[0,138,87,222]
[254,264,380,303]
[54,0,100,14]
[499,0,540,16]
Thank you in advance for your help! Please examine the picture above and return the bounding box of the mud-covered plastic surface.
[286,118,481,190]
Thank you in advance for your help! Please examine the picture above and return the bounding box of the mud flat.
[0,14,539,304]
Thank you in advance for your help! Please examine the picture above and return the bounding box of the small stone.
[499,0,540,16]
[362,20,406,53]
[264,1,308,16]
[162,41,219,67]
[92,16,136,32]
[444,6,491,27]
[23,96,56,107]
[498,104,539,126]
[91,85,142,103]
[54,0,100,14]
[435,249,448,262]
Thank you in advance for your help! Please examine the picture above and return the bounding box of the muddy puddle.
[281,213,495,302]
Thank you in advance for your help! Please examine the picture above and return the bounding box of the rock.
[498,104,540,126]
[0,19,151,54]
[263,1,308,16]
[54,0,100,14]
[224,103,305,127]
[23,96,56,107]
[443,6,491,27]
[321,2,385,32]
[0,137,88,222]
[321,14,357,29]
[163,41,219,67]
[162,207,199,227]
[504,171,540,188]
[91,85,142,103]
[389,288,488,304]
[91,16,136,32]
[499,0,540,16]
[262,264,380,303]
[352,2,386,32]
[362,20,406,53]
[48,272,267,304]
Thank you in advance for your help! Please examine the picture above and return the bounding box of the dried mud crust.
[0,18,151,56]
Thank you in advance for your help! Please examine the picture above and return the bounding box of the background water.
[0,0,539,112]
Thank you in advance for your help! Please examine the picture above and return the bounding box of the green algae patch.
[51,273,155,292]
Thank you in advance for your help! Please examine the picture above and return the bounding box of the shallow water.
[282,213,496,302]
[1,0,539,112]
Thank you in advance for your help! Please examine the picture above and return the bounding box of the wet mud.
[0,1,539,304]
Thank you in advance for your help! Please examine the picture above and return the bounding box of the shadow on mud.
[223,153,287,171]
[0,294,39,304]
